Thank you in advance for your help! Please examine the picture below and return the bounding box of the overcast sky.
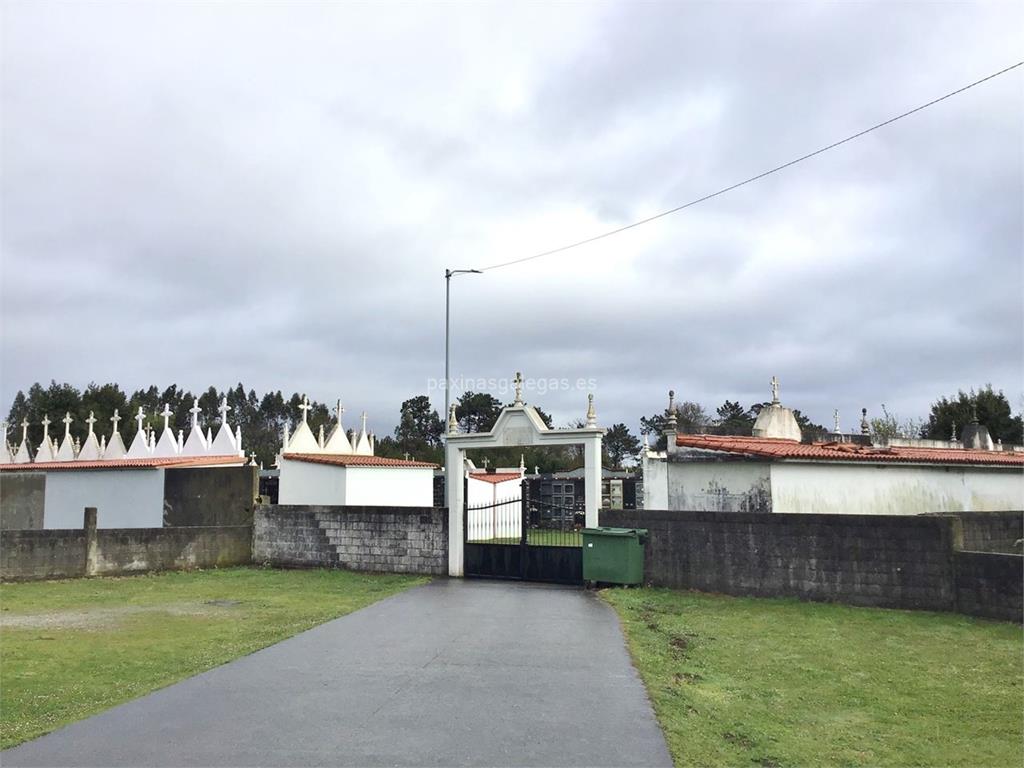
[2,1,1021,436]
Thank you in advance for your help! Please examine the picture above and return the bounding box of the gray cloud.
[2,0,1021,438]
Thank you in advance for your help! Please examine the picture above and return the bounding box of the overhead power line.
[480,61,1023,272]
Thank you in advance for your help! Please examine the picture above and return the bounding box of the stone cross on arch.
[160,404,173,431]
[189,398,201,428]
[85,412,97,434]
[299,395,311,423]
[770,376,780,404]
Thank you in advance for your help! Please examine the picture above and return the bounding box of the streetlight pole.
[444,268,481,427]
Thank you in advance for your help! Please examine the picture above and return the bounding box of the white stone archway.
[445,396,603,577]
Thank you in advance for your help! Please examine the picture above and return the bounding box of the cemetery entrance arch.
[445,397,603,581]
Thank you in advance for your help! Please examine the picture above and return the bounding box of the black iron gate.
[464,480,583,585]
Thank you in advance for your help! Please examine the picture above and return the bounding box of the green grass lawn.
[0,567,425,749]
[477,529,582,546]
[603,588,1023,768]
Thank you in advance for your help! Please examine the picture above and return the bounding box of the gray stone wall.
[602,509,960,611]
[953,511,1023,554]
[254,505,448,575]
[0,529,87,580]
[602,509,1023,621]
[0,473,45,530]
[1,512,252,582]
[954,551,1023,622]
[162,466,258,526]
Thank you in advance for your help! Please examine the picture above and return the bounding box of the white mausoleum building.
[277,397,437,507]
[1,399,248,528]
[643,380,1024,515]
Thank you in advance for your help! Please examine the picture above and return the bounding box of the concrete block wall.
[254,505,448,575]
[0,529,88,580]
[602,509,959,611]
[953,511,1024,554]
[954,552,1023,623]
[1,507,252,581]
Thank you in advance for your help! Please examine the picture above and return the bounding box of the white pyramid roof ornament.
[286,394,320,453]
[76,412,103,461]
[14,418,32,463]
[153,404,181,457]
[127,407,152,458]
[354,412,372,455]
[235,425,244,457]
[105,409,128,460]
[56,412,76,460]
[182,398,210,456]
[34,414,56,462]
[210,397,237,455]
[324,400,353,454]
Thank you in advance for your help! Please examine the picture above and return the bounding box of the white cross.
[249,451,257,465]
[41,414,51,432]
[189,398,201,428]
[360,411,368,432]
[513,371,524,406]
[110,409,121,432]
[63,412,73,437]
[135,407,146,432]
[160,404,172,431]
[335,399,344,421]
[770,376,780,403]
[85,412,97,434]
[219,397,230,424]
[20,418,29,442]
[833,409,840,433]
[299,395,311,424]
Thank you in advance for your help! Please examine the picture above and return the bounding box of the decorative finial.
[513,372,524,406]
[85,412,97,434]
[160,404,172,431]
[642,433,650,449]
[360,411,368,433]
[970,403,979,424]
[248,451,257,466]
[189,398,201,428]
[860,407,869,435]
[448,404,458,434]
[318,423,325,448]
[770,376,780,405]
[665,390,678,431]
[299,395,311,424]
[950,420,957,441]
[519,453,525,471]
[585,394,597,427]
[833,409,840,433]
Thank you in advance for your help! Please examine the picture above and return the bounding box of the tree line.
[5,381,1021,471]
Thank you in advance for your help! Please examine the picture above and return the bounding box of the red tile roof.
[283,453,438,469]
[676,434,1024,466]
[469,472,522,484]
[0,455,246,472]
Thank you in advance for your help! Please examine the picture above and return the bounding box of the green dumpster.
[582,527,648,585]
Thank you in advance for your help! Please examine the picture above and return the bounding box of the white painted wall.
[665,460,772,512]
[641,452,668,510]
[466,476,521,508]
[278,459,347,505]
[343,467,433,507]
[771,462,1024,515]
[44,469,165,529]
